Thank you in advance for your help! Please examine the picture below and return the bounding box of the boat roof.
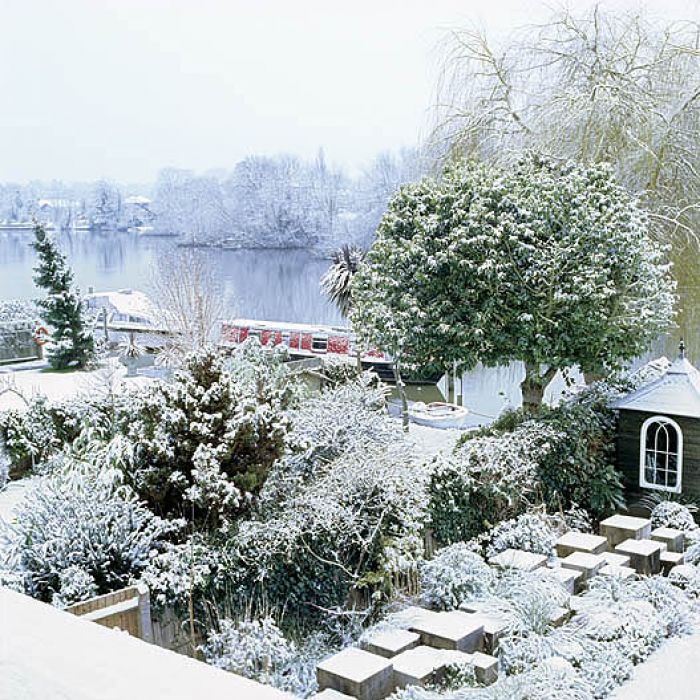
[610,346,700,418]
[84,289,156,319]
[225,318,351,335]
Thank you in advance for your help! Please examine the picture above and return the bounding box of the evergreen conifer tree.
[33,224,94,369]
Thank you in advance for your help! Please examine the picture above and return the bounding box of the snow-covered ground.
[0,587,294,700]
[0,358,151,412]
[612,628,700,699]
[405,423,464,458]
[0,477,35,524]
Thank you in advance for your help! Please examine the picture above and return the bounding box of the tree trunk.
[393,361,410,431]
[521,363,557,413]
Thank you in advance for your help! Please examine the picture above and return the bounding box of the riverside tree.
[351,153,676,410]
[32,224,94,370]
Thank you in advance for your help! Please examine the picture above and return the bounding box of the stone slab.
[555,532,608,558]
[311,690,356,700]
[391,646,446,689]
[470,651,499,685]
[614,538,662,575]
[489,549,547,572]
[454,610,508,653]
[601,552,631,568]
[317,648,393,700]
[560,552,606,581]
[661,550,685,576]
[409,611,484,652]
[545,567,582,595]
[548,606,571,627]
[361,629,420,659]
[599,564,636,580]
[651,527,685,554]
[600,515,652,548]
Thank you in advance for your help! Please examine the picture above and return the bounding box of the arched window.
[639,416,683,493]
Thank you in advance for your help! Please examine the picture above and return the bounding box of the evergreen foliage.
[32,224,93,369]
[352,154,676,408]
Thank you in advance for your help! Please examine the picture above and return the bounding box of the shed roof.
[611,345,700,418]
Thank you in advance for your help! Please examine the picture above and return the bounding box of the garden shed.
[611,342,700,503]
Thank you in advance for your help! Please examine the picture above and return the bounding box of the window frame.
[639,415,683,494]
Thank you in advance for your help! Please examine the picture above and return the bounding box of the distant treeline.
[0,148,422,251]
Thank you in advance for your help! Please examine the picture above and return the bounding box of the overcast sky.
[1,0,699,183]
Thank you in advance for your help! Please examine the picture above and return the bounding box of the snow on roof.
[226,318,351,335]
[2,588,295,700]
[610,347,700,418]
[124,195,151,205]
[84,289,156,320]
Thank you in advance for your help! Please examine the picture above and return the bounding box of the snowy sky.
[2,0,699,183]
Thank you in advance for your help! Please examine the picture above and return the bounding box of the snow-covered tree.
[32,224,94,369]
[352,154,676,409]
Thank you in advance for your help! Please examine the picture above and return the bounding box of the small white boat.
[408,401,471,429]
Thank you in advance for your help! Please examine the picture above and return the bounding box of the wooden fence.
[65,584,154,643]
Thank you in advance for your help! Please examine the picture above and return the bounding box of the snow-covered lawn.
[0,476,36,524]
[612,627,700,699]
[0,358,152,411]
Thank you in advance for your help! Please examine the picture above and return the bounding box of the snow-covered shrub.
[201,615,328,696]
[141,537,221,609]
[1,464,179,606]
[0,299,41,324]
[484,512,558,559]
[0,436,8,489]
[650,500,698,532]
[258,372,395,511]
[115,347,290,526]
[420,544,494,610]
[233,442,428,624]
[428,421,557,544]
[668,561,700,596]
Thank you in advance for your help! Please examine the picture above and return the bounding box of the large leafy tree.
[351,153,676,410]
[32,224,94,370]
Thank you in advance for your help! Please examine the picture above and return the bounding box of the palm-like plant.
[320,245,365,319]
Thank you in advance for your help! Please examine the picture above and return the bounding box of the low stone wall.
[0,321,41,364]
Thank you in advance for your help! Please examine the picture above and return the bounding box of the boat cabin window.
[639,416,682,493]
[281,332,291,346]
[247,329,261,342]
[312,336,328,353]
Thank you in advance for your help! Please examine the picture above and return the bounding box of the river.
[0,228,696,414]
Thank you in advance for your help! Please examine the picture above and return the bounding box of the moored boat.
[407,401,471,429]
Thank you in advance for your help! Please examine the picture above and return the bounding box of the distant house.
[611,342,700,502]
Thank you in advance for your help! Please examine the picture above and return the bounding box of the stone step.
[408,611,484,652]
[614,538,662,575]
[651,527,685,553]
[489,548,547,572]
[361,630,420,659]
[600,551,631,568]
[391,646,448,690]
[599,564,636,580]
[452,610,508,653]
[599,515,652,549]
[560,552,606,582]
[544,566,582,595]
[555,532,608,558]
[317,648,393,700]
[660,550,685,576]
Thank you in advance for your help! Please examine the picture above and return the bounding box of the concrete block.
[362,629,420,659]
[454,610,508,653]
[470,651,499,685]
[560,552,606,581]
[545,567,582,595]
[599,515,652,548]
[660,550,685,576]
[391,606,440,629]
[614,538,662,575]
[409,611,484,652]
[651,527,685,554]
[599,564,636,580]
[555,532,608,558]
[311,690,356,700]
[601,552,631,568]
[489,549,547,572]
[548,606,571,627]
[317,648,393,700]
[391,646,445,689]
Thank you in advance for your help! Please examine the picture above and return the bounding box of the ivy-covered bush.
[1,463,179,606]
[428,422,557,545]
